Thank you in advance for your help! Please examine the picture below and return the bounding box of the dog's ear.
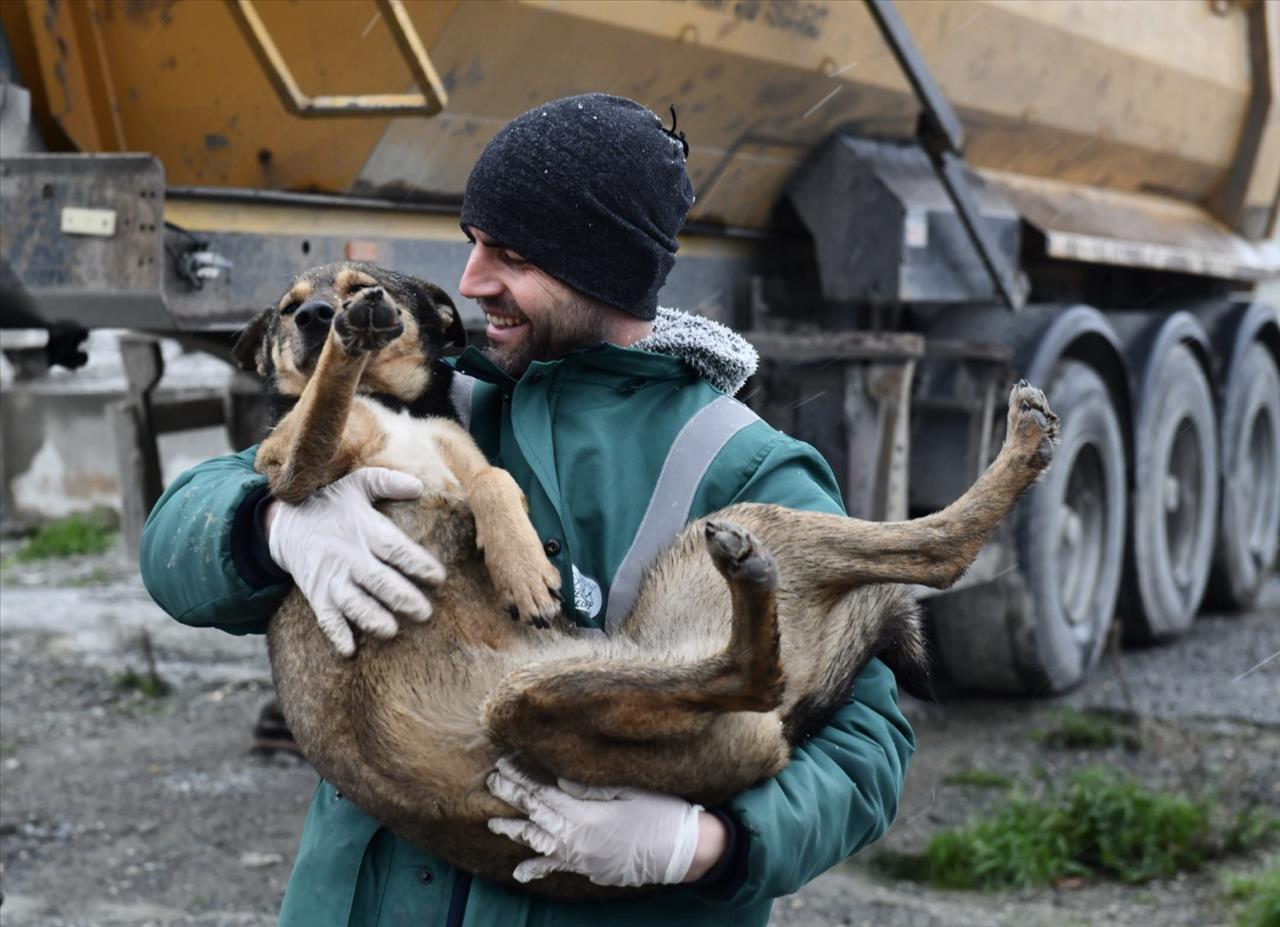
[418,282,466,351]
[232,307,273,374]
[438,296,467,351]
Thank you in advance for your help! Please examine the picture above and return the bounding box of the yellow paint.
[2,0,1273,239]
[164,199,465,240]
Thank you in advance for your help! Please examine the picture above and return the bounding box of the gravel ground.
[0,542,1275,927]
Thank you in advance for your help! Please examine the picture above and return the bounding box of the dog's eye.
[281,301,299,316]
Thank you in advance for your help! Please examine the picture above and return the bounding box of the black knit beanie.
[460,94,695,321]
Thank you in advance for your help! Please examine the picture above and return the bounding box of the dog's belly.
[267,501,525,809]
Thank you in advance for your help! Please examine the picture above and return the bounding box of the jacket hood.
[631,307,758,395]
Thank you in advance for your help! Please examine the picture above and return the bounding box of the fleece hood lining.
[631,307,758,395]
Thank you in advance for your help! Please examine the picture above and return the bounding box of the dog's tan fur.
[240,263,1059,900]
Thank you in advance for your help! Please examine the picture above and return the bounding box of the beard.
[480,292,612,378]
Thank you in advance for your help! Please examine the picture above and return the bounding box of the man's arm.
[709,659,912,901]
[698,432,917,904]
[139,447,286,634]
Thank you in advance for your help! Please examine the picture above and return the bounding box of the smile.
[485,313,526,329]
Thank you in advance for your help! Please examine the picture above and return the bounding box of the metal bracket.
[864,0,1026,310]
[0,154,171,330]
[227,0,448,118]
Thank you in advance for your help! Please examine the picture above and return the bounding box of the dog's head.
[233,263,465,416]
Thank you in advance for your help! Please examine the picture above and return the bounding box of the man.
[140,94,914,926]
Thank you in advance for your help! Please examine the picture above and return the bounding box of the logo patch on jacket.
[572,564,602,619]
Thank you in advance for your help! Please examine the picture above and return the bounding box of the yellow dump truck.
[2,0,1276,692]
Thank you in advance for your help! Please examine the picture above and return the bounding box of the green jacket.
[140,318,914,927]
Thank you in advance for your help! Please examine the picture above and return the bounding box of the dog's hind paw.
[1005,379,1060,472]
[335,286,404,355]
[704,520,777,589]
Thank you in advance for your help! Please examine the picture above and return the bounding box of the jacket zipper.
[443,871,471,927]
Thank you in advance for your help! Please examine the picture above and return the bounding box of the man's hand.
[486,757,721,887]
[264,468,445,657]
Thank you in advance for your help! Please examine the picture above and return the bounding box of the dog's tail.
[876,596,934,702]
[782,585,929,743]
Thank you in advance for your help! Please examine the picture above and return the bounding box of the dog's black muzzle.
[295,298,336,357]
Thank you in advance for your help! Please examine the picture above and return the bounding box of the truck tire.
[1121,344,1219,642]
[1206,342,1280,610]
[1013,360,1127,689]
[929,360,1126,693]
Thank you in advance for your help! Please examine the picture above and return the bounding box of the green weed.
[943,769,1015,790]
[113,630,171,698]
[1225,810,1280,856]
[114,668,171,698]
[11,512,117,562]
[1034,709,1142,752]
[1225,865,1280,927]
[876,767,1276,891]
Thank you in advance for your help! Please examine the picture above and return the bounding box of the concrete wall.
[0,331,236,529]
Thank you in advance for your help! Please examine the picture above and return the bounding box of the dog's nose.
[295,299,336,329]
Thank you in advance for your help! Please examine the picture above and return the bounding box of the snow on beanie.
[460,94,695,321]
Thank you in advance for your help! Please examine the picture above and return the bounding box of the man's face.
[458,227,610,377]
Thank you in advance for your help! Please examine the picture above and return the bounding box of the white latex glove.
[266,467,445,657]
[486,757,702,887]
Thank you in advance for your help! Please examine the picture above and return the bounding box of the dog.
[233,262,1059,900]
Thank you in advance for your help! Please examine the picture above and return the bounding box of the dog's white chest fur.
[360,397,464,497]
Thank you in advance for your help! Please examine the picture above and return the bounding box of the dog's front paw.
[1005,379,1060,472]
[334,286,404,355]
[491,552,563,630]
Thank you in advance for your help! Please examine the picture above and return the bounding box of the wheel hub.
[1243,405,1277,560]
[1057,442,1106,633]
[1162,416,1203,594]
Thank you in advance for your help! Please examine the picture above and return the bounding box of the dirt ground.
[0,541,1276,927]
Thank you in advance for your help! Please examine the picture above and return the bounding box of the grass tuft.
[11,511,117,562]
[1225,865,1280,927]
[1034,709,1142,752]
[876,767,1278,891]
[1225,811,1280,856]
[113,630,171,698]
[943,769,1015,790]
[114,668,171,698]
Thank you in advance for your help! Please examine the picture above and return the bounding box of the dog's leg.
[725,380,1059,592]
[256,289,402,503]
[257,337,369,504]
[432,423,562,626]
[483,522,789,799]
